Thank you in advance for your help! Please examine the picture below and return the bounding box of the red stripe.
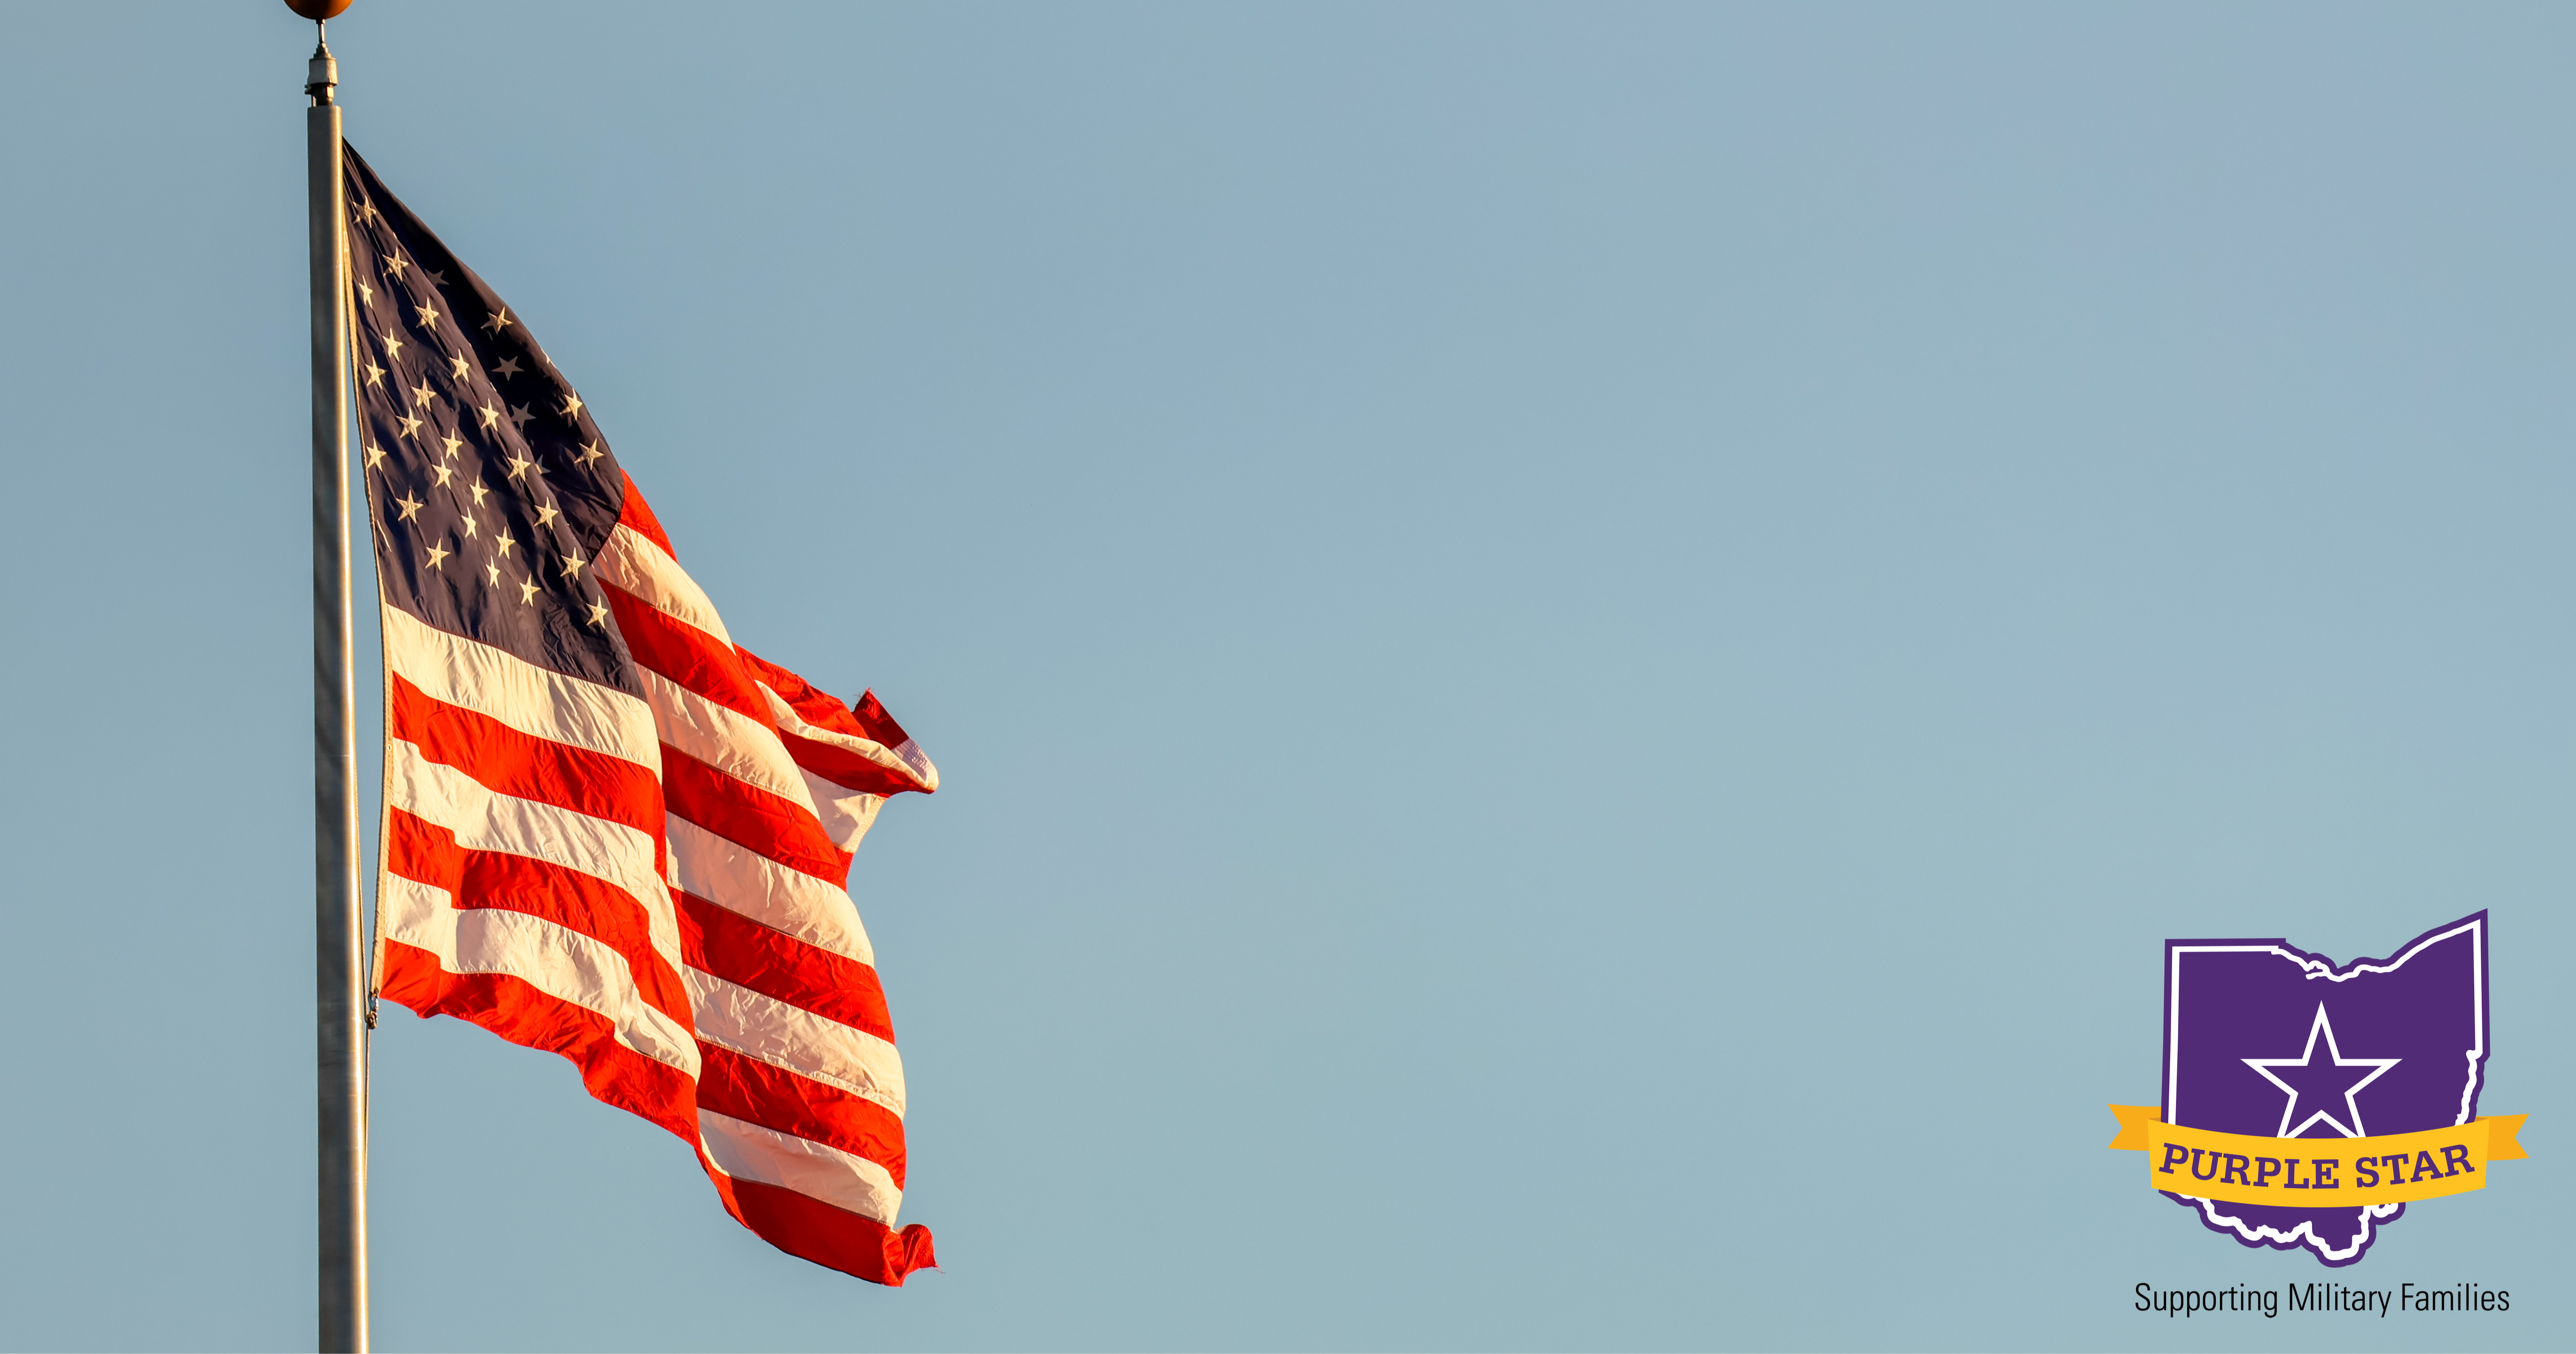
[388,673,662,838]
[771,724,922,798]
[605,582,769,721]
[847,690,913,756]
[677,891,893,1043]
[617,471,676,557]
[738,650,869,742]
[661,742,852,882]
[378,939,698,1142]
[702,1170,937,1286]
[383,809,693,1027]
[696,1044,909,1186]
[737,651,925,782]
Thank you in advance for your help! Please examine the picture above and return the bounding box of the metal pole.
[306,25,368,1354]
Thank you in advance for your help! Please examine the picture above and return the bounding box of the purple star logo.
[2159,913,2487,1264]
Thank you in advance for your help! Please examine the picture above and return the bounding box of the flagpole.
[304,17,369,1354]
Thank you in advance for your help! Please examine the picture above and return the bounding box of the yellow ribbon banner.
[2106,1105,2528,1208]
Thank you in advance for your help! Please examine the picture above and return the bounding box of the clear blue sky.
[2,3,2570,1349]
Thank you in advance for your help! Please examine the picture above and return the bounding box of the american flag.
[345,143,939,1285]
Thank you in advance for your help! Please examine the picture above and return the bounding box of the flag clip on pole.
[302,9,369,1352]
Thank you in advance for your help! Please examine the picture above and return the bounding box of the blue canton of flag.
[344,148,630,683]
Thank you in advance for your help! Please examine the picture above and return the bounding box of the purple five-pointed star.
[2241,1004,2401,1138]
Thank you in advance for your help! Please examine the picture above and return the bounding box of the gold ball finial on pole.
[283,0,354,19]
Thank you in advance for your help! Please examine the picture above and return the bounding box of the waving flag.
[344,143,939,1285]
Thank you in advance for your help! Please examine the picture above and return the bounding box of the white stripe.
[667,814,874,965]
[381,602,660,767]
[755,682,937,795]
[698,1109,902,1225]
[642,668,818,813]
[595,523,732,647]
[379,874,700,1075]
[800,770,886,854]
[687,969,905,1117]
[387,739,683,982]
